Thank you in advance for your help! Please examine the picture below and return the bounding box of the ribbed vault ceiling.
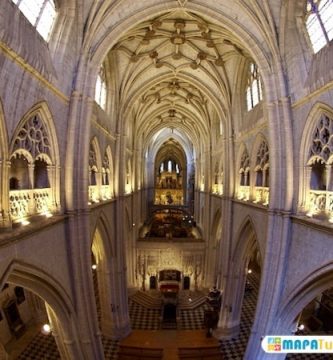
[108,9,250,159]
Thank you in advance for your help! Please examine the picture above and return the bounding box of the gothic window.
[11,0,57,41]
[95,65,107,110]
[306,0,333,53]
[89,143,98,186]
[11,114,52,191]
[239,150,250,186]
[9,155,30,189]
[308,113,333,190]
[102,153,110,186]
[13,115,51,159]
[255,141,269,187]
[168,160,172,172]
[246,63,263,111]
[34,158,50,188]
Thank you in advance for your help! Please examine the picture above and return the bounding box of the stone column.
[0,160,11,228]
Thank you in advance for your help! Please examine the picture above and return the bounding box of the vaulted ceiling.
[107,9,251,163]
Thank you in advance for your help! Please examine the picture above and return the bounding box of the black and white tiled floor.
[16,332,60,360]
[12,273,332,359]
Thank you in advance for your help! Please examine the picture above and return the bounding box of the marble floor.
[6,273,331,359]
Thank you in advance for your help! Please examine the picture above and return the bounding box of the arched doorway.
[0,262,84,359]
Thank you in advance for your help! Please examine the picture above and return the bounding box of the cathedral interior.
[0,0,333,359]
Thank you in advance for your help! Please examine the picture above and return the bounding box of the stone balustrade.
[9,188,51,221]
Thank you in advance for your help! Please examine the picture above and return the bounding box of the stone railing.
[89,185,113,204]
[88,185,100,204]
[238,186,250,201]
[308,190,333,220]
[212,184,223,195]
[100,185,112,201]
[254,187,269,206]
[9,188,51,222]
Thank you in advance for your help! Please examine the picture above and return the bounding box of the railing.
[308,190,333,220]
[100,185,112,201]
[238,186,250,201]
[254,186,269,206]
[89,185,113,204]
[212,184,223,195]
[9,188,51,222]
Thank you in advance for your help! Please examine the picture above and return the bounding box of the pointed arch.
[236,143,251,199]
[0,260,84,359]
[0,97,9,160]
[0,97,10,226]
[10,102,60,165]
[232,216,261,266]
[275,261,333,334]
[298,102,333,214]
[89,137,102,172]
[91,211,115,261]
[8,102,61,218]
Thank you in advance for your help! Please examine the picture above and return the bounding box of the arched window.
[168,160,172,172]
[239,150,250,187]
[246,62,263,111]
[306,0,333,53]
[11,0,57,41]
[95,65,107,110]
[306,113,333,219]
[255,141,269,187]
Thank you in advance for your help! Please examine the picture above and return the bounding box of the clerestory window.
[246,63,263,111]
[95,65,107,110]
[11,0,57,41]
[306,0,333,53]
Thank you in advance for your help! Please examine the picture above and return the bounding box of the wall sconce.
[247,269,252,274]
[92,264,97,270]
[41,323,52,335]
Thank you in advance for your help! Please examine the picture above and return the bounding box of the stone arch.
[0,98,8,160]
[0,260,84,359]
[217,216,261,338]
[0,98,10,227]
[210,208,223,286]
[10,102,60,165]
[232,216,261,276]
[274,261,333,334]
[91,212,117,337]
[89,137,102,173]
[298,102,333,213]
[8,102,61,217]
[251,133,270,203]
[236,143,251,199]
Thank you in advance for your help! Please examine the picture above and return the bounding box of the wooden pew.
[178,345,222,359]
[118,345,163,360]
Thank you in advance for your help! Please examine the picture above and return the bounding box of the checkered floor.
[12,273,332,359]
[16,332,60,360]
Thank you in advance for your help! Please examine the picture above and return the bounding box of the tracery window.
[246,63,263,111]
[255,141,269,187]
[238,148,251,201]
[101,150,113,200]
[239,150,250,187]
[95,65,107,110]
[307,113,333,220]
[9,113,57,222]
[89,144,98,187]
[11,0,57,41]
[306,0,333,53]
[254,140,270,205]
